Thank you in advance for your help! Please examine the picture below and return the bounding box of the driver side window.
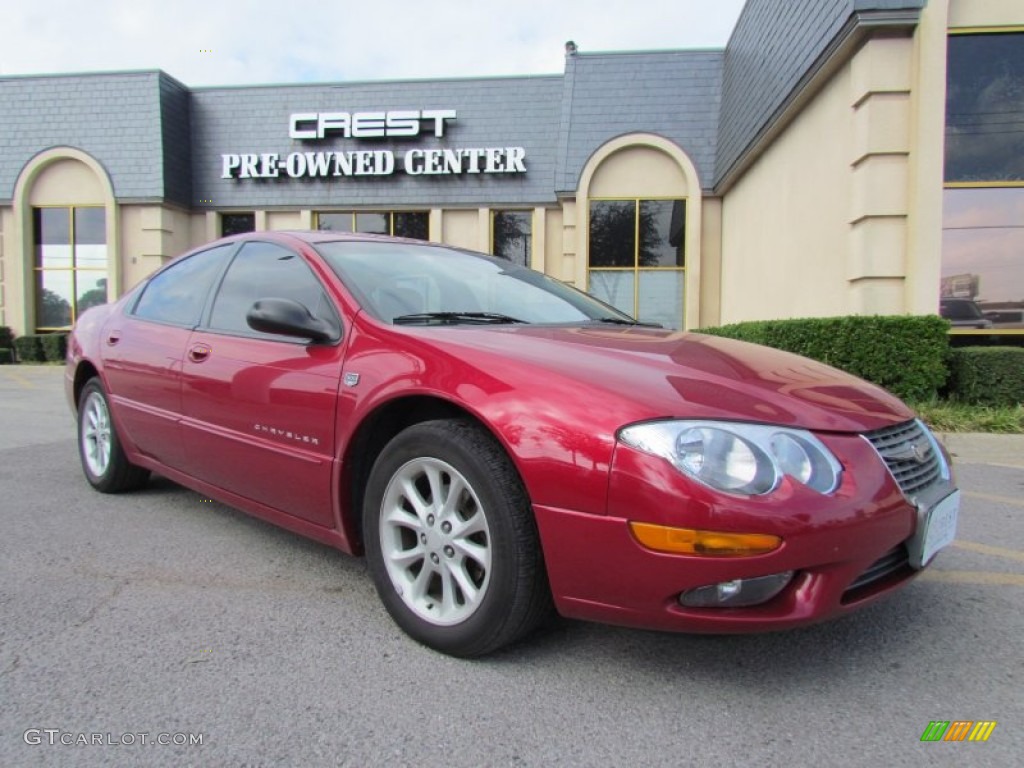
[208,241,338,338]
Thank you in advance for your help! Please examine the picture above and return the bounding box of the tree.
[493,212,531,266]
[77,278,109,315]
[38,288,72,328]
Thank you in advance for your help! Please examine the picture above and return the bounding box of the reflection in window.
[133,244,235,327]
[588,271,634,317]
[317,213,354,233]
[941,188,1024,331]
[589,201,636,267]
[945,32,1024,183]
[492,211,532,267]
[316,211,429,240]
[588,199,685,329]
[209,241,335,338]
[355,212,388,235]
[394,212,429,241]
[221,213,256,237]
[33,206,108,330]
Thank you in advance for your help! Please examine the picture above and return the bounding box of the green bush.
[0,326,13,349]
[0,348,13,365]
[13,335,45,363]
[41,333,69,362]
[945,346,1024,406]
[698,315,950,401]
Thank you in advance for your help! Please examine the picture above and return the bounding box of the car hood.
[409,324,913,433]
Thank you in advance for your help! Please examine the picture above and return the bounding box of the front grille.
[863,419,944,498]
[842,545,910,603]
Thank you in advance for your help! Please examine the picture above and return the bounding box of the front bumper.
[533,431,948,633]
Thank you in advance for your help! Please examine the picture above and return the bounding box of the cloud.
[943,187,1024,229]
[0,0,746,86]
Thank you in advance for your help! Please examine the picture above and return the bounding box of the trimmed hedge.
[13,335,45,363]
[698,315,950,401]
[41,333,69,362]
[1,327,16,364]
[945,346,1024,406]
[10,333,69,363]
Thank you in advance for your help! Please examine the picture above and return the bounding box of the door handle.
[188,344,212,363]
[106,332,121,346]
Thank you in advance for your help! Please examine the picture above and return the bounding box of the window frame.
[944,27,1024,188]
[129,242,241,329]
[586,196,687,329]
[490,209,533,267]
[32,204,109,332]
[942,27,1024,337]
[315,210,430,240]
[201,240,342,344]
[220,212,256,237]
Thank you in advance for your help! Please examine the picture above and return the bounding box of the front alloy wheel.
[363,419,552,657]
[380,456,492,626]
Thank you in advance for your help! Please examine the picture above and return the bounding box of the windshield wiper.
[393,311,527,326]
[593,318,663,328]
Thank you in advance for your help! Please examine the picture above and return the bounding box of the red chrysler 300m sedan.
[66,231,959,656]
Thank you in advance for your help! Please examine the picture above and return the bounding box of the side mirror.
[246,298,337,343]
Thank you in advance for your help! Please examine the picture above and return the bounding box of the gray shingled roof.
[555,50,723,193]
[716,0,926,186]
[0,71,170,203]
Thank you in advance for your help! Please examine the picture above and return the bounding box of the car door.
[101,243,237,468]
[179,239,344,528]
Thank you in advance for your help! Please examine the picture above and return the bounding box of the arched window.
[577,136,701,331]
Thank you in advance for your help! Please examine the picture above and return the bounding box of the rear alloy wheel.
[363,419,552,656]
[78,378,149,493]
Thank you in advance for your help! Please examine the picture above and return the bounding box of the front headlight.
[618,420,842,496]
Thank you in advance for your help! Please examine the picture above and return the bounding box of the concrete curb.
[938,432,1024,469]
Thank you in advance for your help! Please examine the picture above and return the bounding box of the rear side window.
[208,241,338,338]
[133,244,235,326]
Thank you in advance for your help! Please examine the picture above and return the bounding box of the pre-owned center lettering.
[289,110,457,140]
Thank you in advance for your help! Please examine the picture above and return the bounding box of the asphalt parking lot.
[1,364,1022,767]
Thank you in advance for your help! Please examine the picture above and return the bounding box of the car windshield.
[315,240,639,326]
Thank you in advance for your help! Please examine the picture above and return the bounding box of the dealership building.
[0,0,1021,337]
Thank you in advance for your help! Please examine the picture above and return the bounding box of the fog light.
[679,571,794,608]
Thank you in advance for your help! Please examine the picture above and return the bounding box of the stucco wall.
[119,205,193,289]
[948,0,1021,27]
[720,60,855,323]
[719,32,925,323]
[266,211,304,231]
[441,210,479,251]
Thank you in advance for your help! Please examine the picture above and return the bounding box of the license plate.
[913,490,960,568]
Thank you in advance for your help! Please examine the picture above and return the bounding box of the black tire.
[363,419,553,657]
[77,377,150,493]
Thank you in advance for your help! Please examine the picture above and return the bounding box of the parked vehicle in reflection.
[940,298,993,328]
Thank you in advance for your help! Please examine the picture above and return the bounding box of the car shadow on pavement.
[489,585,953,684]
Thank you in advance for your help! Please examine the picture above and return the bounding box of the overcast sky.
[1,0,747,87]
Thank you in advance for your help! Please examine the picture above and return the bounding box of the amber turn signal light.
[629,522,782,557]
